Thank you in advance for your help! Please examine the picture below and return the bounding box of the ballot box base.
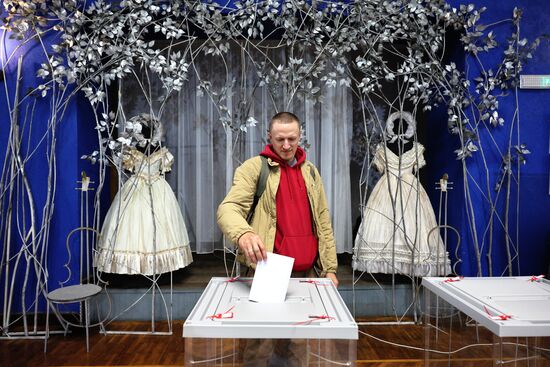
[183,277,358,366]
[184,337,356,366]
[423,277,550,367]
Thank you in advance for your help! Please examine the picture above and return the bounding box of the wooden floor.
[2,319,550,366]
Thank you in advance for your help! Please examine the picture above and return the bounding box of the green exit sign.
[520,75,550,89]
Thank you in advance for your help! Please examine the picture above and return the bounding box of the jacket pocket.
[276,235,318,272]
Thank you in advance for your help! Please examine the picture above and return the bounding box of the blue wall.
[513,1,550,277]
[0,28,99,313]
[426,0,550,276]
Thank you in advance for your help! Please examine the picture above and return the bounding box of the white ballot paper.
[249,252,294,303]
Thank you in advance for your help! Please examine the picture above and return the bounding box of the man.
[217,111,338,286]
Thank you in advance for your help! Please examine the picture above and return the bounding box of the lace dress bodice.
[373,143,426,177]
[122,147,174,181]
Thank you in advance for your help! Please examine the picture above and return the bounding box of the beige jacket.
[217,156,338,276]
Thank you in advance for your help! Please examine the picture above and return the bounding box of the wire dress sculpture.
[95,118,193,275]
[353,112,451,277]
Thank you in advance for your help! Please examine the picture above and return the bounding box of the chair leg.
[84,299,90,352]
[44,301,50,353]
[62,314,70,336]
[95,299,106,335]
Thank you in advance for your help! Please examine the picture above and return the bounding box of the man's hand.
[238,232,267,263]
[326,272,339,288]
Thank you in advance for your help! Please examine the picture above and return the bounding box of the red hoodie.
[260,145,318,271]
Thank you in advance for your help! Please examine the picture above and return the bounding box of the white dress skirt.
[353,143,451,276]
[95,147,193,275]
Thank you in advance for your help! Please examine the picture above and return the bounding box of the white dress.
[353,143,451,276]
[95,147,193,275]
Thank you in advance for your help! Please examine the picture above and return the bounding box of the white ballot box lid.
[183,277,358,340]
[422,276,550,337]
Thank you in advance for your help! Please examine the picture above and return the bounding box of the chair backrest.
[59,227,101,288]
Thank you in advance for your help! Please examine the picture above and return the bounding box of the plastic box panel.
[183,277,358,340]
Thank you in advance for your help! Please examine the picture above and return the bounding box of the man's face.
[268,120,301,163]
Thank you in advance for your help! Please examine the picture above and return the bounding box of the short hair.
[269,112,301,131]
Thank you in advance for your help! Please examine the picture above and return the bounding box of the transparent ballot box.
[183,277,358,366]
[423,277,550,367]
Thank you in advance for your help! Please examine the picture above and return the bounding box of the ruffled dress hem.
[95,245,193,275]
[352,258,451,277]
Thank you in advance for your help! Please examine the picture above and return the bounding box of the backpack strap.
[246,156,269,223]
[256,156,269,199]
[309,162,316,181]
